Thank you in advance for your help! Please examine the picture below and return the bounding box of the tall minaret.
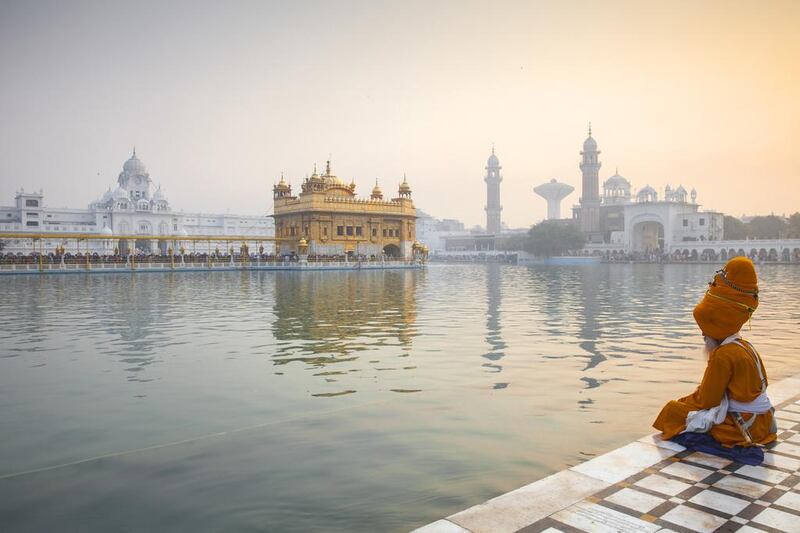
[579,124,601,235]
[485,146,503,234]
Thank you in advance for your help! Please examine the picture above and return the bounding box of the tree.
[746,215,787,239]
[524,220,585,257]
[723,216,747,240]
[786,212,800,239]
[496,234,528,251]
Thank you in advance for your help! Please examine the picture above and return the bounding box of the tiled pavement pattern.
[414,373,800,533]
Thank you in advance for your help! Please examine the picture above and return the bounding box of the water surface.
[1,264,798,532]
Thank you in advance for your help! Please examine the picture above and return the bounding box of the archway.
[632,220,665,253]
[383,244,401,258]
[135,239,152,253]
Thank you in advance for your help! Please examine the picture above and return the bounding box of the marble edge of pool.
[411,371,800,533]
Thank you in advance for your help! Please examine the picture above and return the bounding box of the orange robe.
[653,340,777,447]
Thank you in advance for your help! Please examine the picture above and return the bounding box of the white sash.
[682,334,772,434]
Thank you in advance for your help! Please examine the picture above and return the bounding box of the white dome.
[152,187,166,202]
[583,135,597,151]
[100,187,113,203]
[675,185,687,194]
[101,225,113,236]
[604,172,631,190]
[123,150,146,174]
[179,228,189,237]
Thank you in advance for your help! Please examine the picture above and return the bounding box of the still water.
[0,264,798,532]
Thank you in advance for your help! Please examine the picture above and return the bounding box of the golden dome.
[298,238,308,246]
[276,173,290,190]
[371,179,383,198]
[398,175,412,195]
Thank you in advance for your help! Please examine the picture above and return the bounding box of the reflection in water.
[482,264,506,375]
[577,266,605,372]
[1,265,800,532]
[271,270,419,394]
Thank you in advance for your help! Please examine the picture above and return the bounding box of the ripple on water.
[0,265,800,532]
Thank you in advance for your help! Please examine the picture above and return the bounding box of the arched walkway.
[383,244,400,258]
[632,220,665,253]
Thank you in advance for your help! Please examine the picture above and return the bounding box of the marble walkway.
[414,372,800,533]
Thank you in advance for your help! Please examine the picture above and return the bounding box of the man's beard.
[703,336,720,359]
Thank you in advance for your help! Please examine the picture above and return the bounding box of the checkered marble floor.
[414,376,800,533]
[524,431,800,533]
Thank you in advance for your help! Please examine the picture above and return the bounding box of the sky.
[0,0,798,228]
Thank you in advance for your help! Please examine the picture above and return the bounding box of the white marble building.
[0,150,273,255]
[570,129,724,254]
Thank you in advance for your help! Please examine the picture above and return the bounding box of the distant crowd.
[0,251,407,265]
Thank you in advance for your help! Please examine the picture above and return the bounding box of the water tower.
[534,179,574,220]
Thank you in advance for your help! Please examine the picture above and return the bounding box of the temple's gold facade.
[272,161,419,259]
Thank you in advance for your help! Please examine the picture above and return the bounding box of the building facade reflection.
[271,270,419,375]
[482,264,506,375]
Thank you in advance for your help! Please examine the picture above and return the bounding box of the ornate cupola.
[371,179,384,200]
[398,175,412,198]
[273,173,292,199]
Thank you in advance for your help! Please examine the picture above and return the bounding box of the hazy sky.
[1,0,798,227]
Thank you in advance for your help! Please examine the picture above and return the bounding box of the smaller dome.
[275,175,290,191]
[179,228,189,237]
[371,180,383,197]
[399,176,412,194]
[100,187,113,203]
[675,185,687,194]
[101,225,113,236]
[637,185,658,202]
[583,135,597,151]
[665,184,672,192]
[604,172,631,189]
[152,187,166,201]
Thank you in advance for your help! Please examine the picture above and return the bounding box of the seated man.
[653,257,777,454]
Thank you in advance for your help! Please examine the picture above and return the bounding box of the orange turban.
[693,257,759,340]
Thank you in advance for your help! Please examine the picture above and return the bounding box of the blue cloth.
[671,432,764,465]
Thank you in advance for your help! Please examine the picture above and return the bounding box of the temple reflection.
[482,264,506,374]
[271,270,419,371]
[577,266,605,371]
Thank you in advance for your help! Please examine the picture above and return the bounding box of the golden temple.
[272,161,422,259]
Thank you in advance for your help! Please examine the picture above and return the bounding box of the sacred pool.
[0,264,798,532]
